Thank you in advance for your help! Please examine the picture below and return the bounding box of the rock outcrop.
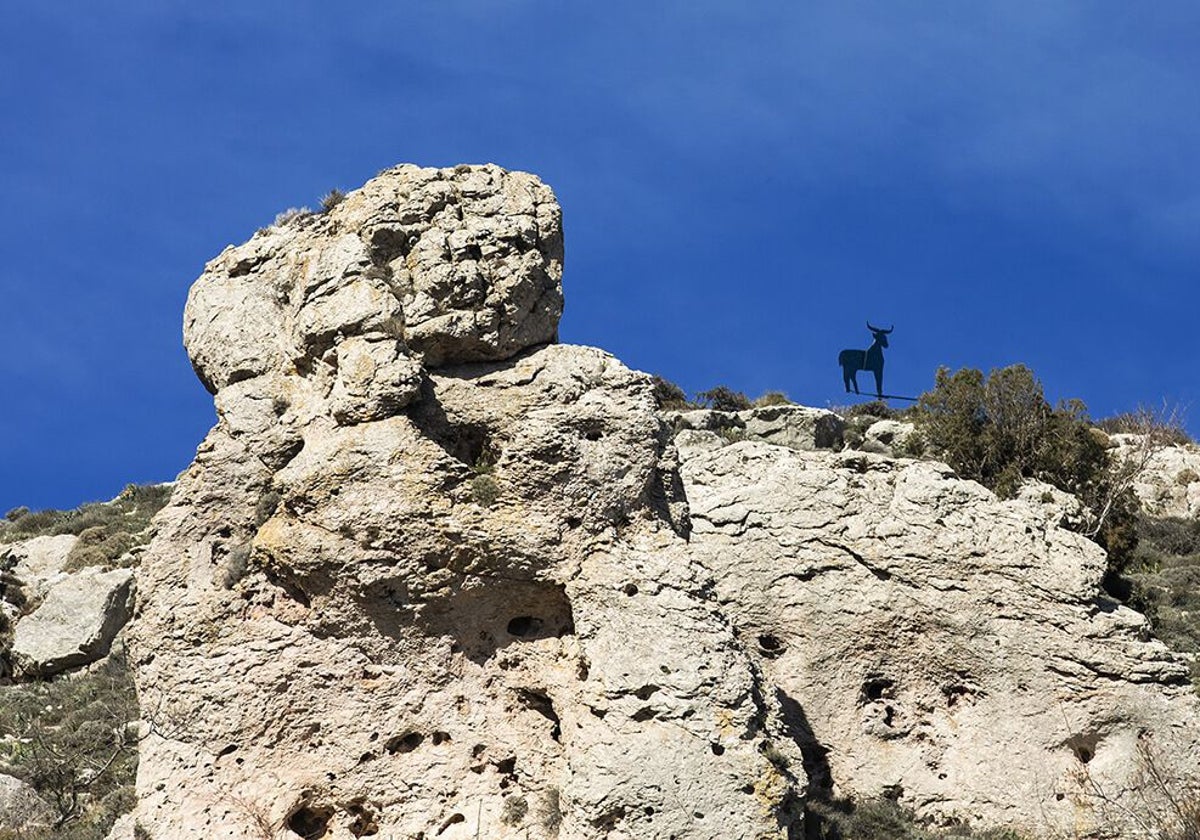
[1112,433,1200,520]
[127,163,1200,840]
[679,439,1200,836]
[131,165,801,840]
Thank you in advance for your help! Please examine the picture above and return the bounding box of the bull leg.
[873,369,884,399]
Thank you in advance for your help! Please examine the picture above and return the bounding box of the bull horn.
[867,322,894,334]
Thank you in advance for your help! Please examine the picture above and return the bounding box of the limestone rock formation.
[126,162,1200,840]
[680,440,1200,837]
[131,165,801,840]
[1112,433,1200,520]
[11,566,135,676]
[0,533,77,599]
[665,405,845,451]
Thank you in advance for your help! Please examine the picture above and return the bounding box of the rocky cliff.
[124,164,1200,840]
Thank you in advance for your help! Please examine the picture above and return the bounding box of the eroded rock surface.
[1112,433,1200,520]
[131,165,801,840]
[681,441,1200,837]
[128,162,1200,840]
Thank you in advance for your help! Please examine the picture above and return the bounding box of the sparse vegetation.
[319,188,346,213]
[696,385,751,412]
[650,375,694,411]
[0,652,138,839]
[753,391,793,407]
[805,797,1026,840]
[500,794,528,826]
[912,365,1144,584]
[1,484,171,575]
[273,207,312,226]
[537,787,562,834]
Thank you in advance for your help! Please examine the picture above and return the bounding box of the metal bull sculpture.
[839,322,893,398]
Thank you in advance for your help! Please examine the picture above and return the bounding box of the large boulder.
[0,533,78,600]
[12,567,135,676]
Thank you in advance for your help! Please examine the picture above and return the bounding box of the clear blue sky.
[2,2,1198,513]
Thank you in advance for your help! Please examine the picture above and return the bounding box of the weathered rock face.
[131,165,802,840]
[680,439,1200,837]
[129,162,1200,840]
[0,533,77,599]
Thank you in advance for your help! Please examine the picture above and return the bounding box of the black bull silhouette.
[839,323,893,398]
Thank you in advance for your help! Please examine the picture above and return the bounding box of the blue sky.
[2,2,1197,512]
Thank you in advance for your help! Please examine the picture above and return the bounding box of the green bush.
[696,385,751,412]
[805,797,1026,840]
[912,365,1140,580]
[650,375,694,411]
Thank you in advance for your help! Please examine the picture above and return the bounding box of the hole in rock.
[1064,733,1100,766]
[216,743,238,759]
[369,227,417,264]
[757,634,783,656]
[861,676,894,703]
[432,731,451,745]
[346,799,380,838]
[287,804,333,840]
[1056,793,1065,801]
[622,583,638,596]
[882,705,895,726]
[403,580,575,664]
[385,732,424,754]
[710,743,725,756]
[507,616,544,637]
[631,707,657,722]
[495,756,517,775]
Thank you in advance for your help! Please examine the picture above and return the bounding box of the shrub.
[696,386,751,412]
[319,188,346,213]
[912,365,1140,581]
[753,391,792,407]
[805,796,1026,840]
[273,207,312,226]
[470,475,500,507]
[845,400,894,420]
[1097,406,1193,446]
[650,375,693,411]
